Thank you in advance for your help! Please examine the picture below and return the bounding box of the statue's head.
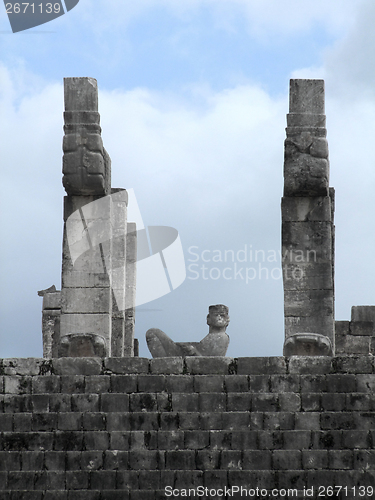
[207,304,230,330]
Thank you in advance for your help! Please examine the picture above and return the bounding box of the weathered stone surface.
[52,357,102,375]
[281,196,332,222]
[289,79,325,115]
[124,223,137,357]
[284,289,334,318]
[62,78,111,197]
[351,306,375,322]
[282,79,334,355]
[59,334,107,358]
[283,333,333,356]
[284,155,329,197]
[61,288,111,314]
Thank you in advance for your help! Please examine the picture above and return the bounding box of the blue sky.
[1,0,375,358]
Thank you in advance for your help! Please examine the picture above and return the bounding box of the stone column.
[60,78,113,357]
[282,79,335,356]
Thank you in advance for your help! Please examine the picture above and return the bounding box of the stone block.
[289,79,325,115]
[295,413,320,430]
[220,450,242,470]
[101,393,129,413]
[138,375,166,392]
[150,358,184,375]
[59,314,111,352]
[32,375,61,393]
[61,288,111,314]
[64,78,98,112]
[227,393,251,411]
[184,357,235,375]
[339,335,371,354]
[282,262,333,290]
[263,412,295,430]
[104,357,149,374]
[199,393,226,412]
[288,356,332,374]
[3,359,42,376]
[237,357,287,375]
[332,355,373,374]
[71,394,100,412]
[83,412,106,431]
[61,375,85,393]
[335,320,350,335]
[284,316,334,339]
[321,393,345,411]
[57,412,82,431]
[171,393,198,412]
[129,393,157,412]
[282,221,332,263]
[326,374,356,392]
[351,306,375,322]
[282,196,331,222]
[110,375,138,393]
[251,393,278,412]
[283,430,311,449]
[272,450,302,470]
[284,155,329,197]
[279,393,301,412]
[52,358,102,375]
[270,375,300,392]
[194,375,224,392]
[43,292,61,310]
[350,321,374,336]
[85,375,110,393]
[302,450,328,469]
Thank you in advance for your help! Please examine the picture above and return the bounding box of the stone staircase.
[1,356,375,499]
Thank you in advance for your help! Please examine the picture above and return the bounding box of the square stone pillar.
[282,80,335,356]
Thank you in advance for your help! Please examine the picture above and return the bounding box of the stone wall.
[1,356,375,498]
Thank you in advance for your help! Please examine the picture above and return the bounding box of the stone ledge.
[0,355,374,376]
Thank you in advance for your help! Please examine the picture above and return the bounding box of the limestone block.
[284,155,329,197]
[52,357,103,375]
[58,333,106,358]
[337,335,371,355]
[283,262,333,291]
[62,270,110,288]
[351,306,375,322]
[285,315,334,339]
[287,113,326,128]
[61,288,111,314]
[350,321,374,336]
[282,221,333,263]
[64,77,98,112]
[124,223,137,357]
[289,79,325,115]
[60,313,111,338]
[281,196,331,222]
[335,321,350,336]
[42,292,61,310]
[2,358,43,376]
[284,289,334,318]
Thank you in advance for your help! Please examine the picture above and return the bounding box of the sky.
[1,0,375,359]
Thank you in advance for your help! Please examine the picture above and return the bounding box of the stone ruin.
[1,77,375,497]
[39,77,137,359]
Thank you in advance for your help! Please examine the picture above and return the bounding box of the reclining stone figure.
[146,304,230,357]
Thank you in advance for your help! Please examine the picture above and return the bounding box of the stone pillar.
[282,79,335,356]
[124,222,137,356]
[60,77,115,357]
